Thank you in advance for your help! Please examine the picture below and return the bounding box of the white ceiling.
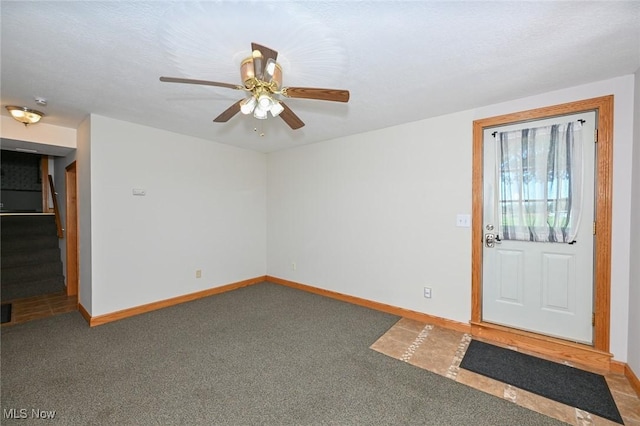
[1,1,639,154]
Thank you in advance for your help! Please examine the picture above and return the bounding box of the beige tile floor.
[371,318,640,426]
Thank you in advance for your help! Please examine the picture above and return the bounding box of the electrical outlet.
[424,287,432,298]
[195,269,202,278]
[291,262,297,271]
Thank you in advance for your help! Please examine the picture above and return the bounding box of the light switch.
[456,214,471,228]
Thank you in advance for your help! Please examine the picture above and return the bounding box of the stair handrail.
[48,175,64,239]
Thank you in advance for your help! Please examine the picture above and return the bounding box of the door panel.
[541,253,573,312]
[496,249,524,304]
[482,112,595,344]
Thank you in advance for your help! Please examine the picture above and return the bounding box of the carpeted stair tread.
[1,260,64,284]
[1,215,58,236]
[1,247,62,268]
[1,235,60,252]
[1,277,66,302]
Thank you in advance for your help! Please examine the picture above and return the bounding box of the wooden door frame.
[65,161,78,296]
[471,95,614,370]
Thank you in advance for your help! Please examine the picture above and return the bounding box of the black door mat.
[1,303,12,324]
[459,339,623,424]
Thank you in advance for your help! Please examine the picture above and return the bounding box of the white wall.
[267,75,636,362]
[267,111,474,323]
[0,116,76,149]
[628,69,640,375]
[86,115,266,316]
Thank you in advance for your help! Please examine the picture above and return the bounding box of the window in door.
[496,120,583,243]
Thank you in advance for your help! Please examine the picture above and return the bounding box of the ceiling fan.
[160,42,350,130]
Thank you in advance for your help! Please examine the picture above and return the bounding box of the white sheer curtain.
[498,121,583,243]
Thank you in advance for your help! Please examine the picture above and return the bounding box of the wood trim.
[48,175,63,238]
[41,156,50,213]
[625,364,640,398]
[65,162,78,296]
[471,95,614,355]
[78,303,91,324]
[593,95,614,351]
[470,321,612,372]
[87,276,266,327]
[610,360,626,375]
[471,116,484,324]
[267,276,471,333]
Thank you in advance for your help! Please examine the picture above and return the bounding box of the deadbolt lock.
[485,233,495,248]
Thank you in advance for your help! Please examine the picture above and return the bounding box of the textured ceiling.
[1,1,639,153]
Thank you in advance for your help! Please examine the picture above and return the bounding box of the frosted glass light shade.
[240,96,257,115]
[6,106,44,126]
[270,101,284,117]
[258,94,272,109]
[253,105,268,119]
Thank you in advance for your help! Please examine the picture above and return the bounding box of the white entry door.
[482,112,596,344]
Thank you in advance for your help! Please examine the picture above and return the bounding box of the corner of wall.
[76,115,92,314]
[627,69,640,377]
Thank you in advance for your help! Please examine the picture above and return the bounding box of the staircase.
[1,214,66,302]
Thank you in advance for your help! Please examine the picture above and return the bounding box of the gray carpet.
[1,282,565,425]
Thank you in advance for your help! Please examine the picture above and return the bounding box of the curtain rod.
[491,119,586,137]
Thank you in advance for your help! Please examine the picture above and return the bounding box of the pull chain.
[253,121,265,137]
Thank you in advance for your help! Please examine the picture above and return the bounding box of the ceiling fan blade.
[251,42,278,80]
[263,58,277,82]
[282,87,350,103]
[213,100,243,123]
[160,76,241,90]
[279,102,305,130]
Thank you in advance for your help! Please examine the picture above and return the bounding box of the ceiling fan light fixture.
[160,43,349,130]
[270,101,284,117]
[257,93,272,109]
[253,104,268,120]
[240,96,257,115]
[6,105,44,126]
